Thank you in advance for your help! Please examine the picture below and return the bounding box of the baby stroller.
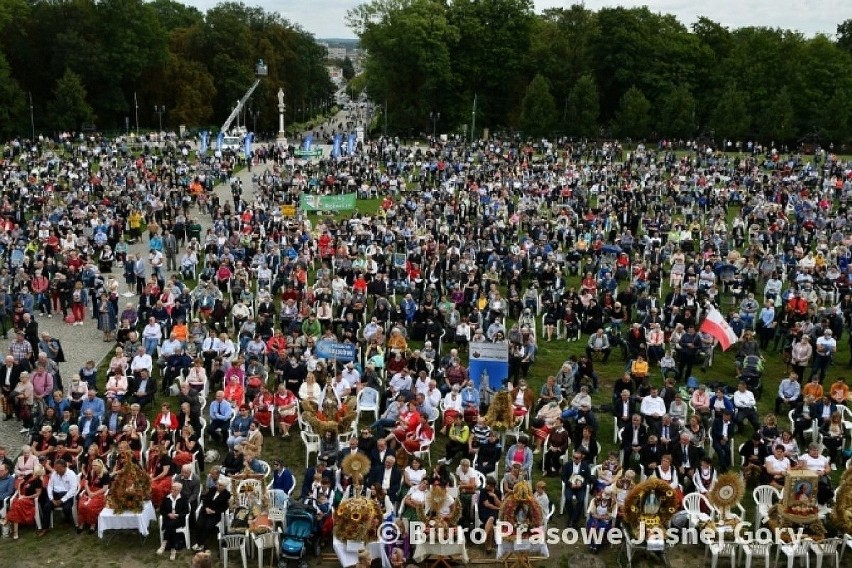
[278,503,319,568]
[739,355,764,399]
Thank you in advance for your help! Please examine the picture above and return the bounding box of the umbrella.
[601,245,622,255]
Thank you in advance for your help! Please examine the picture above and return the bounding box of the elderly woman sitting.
[530,401,564,452]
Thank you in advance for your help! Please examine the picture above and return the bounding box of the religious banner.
[469,341,509,390]
[314,339,358,362]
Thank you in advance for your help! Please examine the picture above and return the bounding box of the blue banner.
[199,131,209,154]
[303,134,313,151]
[348,133,356,156]
[314,339,357,362]
[216,132,224,151]
[243,132,253,160]
[332,134,342,159]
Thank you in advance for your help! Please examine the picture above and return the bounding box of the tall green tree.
[613,86,650,139]
[566,73,599,138]
[341,56,355,81]
[656,84,695,139]
[349,0,458,132]
[447,0,534,128]
[519,74,556,137]
[710,85,749,140]
[48,69,94,131]
[759,87,795,143]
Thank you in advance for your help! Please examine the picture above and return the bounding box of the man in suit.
[337,437,362,464]
[192,477,231,551]
[178,383,202,418]
[712,410,737,472]
[640,435,663,476]
[102,399,126,435]
[128,369,156,408]
[620,414,647,470]
[671,432,701,491]
[560,450,592,528]
[158,482,190,559]
[77,408,101,449]
[612,389,634,432]
[656,414,680,454]
[0,355,21,419]
[368,438,391,468]
[368,455,402,504]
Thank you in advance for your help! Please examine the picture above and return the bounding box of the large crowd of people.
[0,131,850,564]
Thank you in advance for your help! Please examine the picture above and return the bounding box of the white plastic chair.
[774,538,812,568]
[158,513,191,551]
[356,387,380,422]
[810,537,841,568]
[742,541,772,568]
[268,506,286,534]
[706,540,738,568]
[220,533,248,568]
[682,492,716,528]
[752,485,781,527]
[300,431,320,468]
[251,530,280,568]
[254,459,271,479]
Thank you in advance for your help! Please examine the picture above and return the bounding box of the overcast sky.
[188,0,850,39]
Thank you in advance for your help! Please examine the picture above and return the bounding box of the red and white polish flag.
[699,306,739,351]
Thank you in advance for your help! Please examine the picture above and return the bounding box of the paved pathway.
[0,110,355,451]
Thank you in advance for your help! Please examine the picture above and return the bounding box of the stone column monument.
[277,88,287,144]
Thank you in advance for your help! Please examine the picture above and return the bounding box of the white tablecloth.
[332,538,390,568]
[496,539,549,560]
[98,501,157,539]
[413,541,469,564]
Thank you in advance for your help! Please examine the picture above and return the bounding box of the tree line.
[0,0,335,137]
[348,0,852,144]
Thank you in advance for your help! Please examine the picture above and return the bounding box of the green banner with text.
[299,192,357,212]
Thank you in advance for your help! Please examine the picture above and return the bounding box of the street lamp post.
[249,107,259,134]
[154,105,165,132]
[28,92,34,141]
[429,111,440,138]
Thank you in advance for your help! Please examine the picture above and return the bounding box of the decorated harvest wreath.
[333,497,383,542]
[484,390,515,431]
[302,396,358,437]
[832,467,852,534]
[498,480,544,537]
[106,450,152,514]
[623,478,679,534]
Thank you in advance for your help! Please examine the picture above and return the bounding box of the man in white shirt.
[158,333,183,367]
[732,380,760,433]
[341,362,360,389]
[640,386,666,431]
[130,346,153,376]
[388,369,412,398]
[40,458,79,535]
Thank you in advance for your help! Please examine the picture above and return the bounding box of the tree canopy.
[350,2,852,143]
[0,0,334,137]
